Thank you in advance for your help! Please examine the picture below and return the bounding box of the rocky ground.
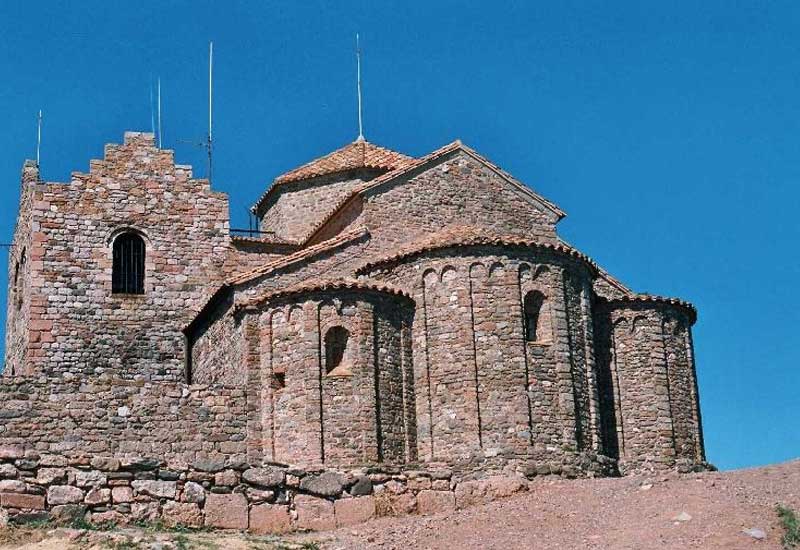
[1,459,798,550]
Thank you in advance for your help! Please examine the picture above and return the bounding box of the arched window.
[523,290,546,342]
[112,232,145,294]
[324,326,350,375]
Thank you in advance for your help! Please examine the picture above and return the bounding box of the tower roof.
[273,139,413,185]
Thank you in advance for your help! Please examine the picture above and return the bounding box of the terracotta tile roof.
[236,278,413,312]
[252,139,413,214]
[598,294,697,324]
[301,140,566,247]
[355,225,598,275]
[228,225,370,286]
[184,226,371,334]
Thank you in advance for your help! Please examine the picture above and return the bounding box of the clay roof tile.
[252,140,413,214]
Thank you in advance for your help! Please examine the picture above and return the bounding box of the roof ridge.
[252,139,413,214]
[228,225,369,286]
[300,139,565,247]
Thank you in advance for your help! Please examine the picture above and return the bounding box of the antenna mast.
[356,33,364,141]
[157,78,162,149]
[150,81,155,136]
[207,41,213,182]
[36,110,42,166]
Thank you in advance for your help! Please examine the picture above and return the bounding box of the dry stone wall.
[0,440,534,533]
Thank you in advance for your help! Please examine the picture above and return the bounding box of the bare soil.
[320,459,800,550]
[1,459,798,550]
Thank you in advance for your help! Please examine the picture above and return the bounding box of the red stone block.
[0,492,45,510]
[249,503,290,534]
[204,492,248,530]
[334,496,375,527]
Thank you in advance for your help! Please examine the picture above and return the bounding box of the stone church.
[3,131,706,478]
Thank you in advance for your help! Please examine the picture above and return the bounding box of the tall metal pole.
[36,110,42,166]
[208,41,213,182]
[150,81,155,136]
[356,34,364,141]
[157,78,162,149]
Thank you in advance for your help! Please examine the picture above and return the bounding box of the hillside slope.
[322,459,800,550]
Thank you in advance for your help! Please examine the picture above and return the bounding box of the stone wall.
[593,299,706,474]
[257,170,380,243]
[0,375,246,464]
[311,150,561,252]
[0,443,535,533]
[4,133,231,380]
[3,162,39,376]
[190,288,417,470]
[363,245,603,474]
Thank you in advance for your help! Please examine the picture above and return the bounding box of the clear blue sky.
[0,1,797,471]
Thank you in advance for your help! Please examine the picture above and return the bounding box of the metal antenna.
[207,41,213,182]
[150,80,155,136]
[356,33,364,141]
[36,110,42,166]
[157,77,162,149]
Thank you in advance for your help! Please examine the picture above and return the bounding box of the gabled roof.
[252,139,413,214]
[301,140,566,246]
[228,225,369,286]
[184,226,371,337]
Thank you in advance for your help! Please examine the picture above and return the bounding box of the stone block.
[294,494,335,531]
[242,467,285,488]
[249,503,291,534]
[181,481,205,504]
[132,502,161,523]
[50,504,86,524]
[111,486,133,504]
[90,457,121,471]
[89,510,126,526]
[35,468,66,485]
[162,501,203,528]
[299,471,347,497]
[0,492,45,509]
[417,490,455,515]
[193,458,226,473]
[350,476,373,496]
[0,445,26,459]
[214,469,238,487]
[74,469,107,488]
[0,464,19,479]
[335,496,376,527]
[0,479,27,493]
[47,485,85,505]
[131,480,177,499]
[84,487,111,505]
[204,492,248,529]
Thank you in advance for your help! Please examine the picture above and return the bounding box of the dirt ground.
[1,459,798,550]
[320,459,800,550]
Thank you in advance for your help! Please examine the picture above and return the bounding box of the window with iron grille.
[112,232,145,294]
